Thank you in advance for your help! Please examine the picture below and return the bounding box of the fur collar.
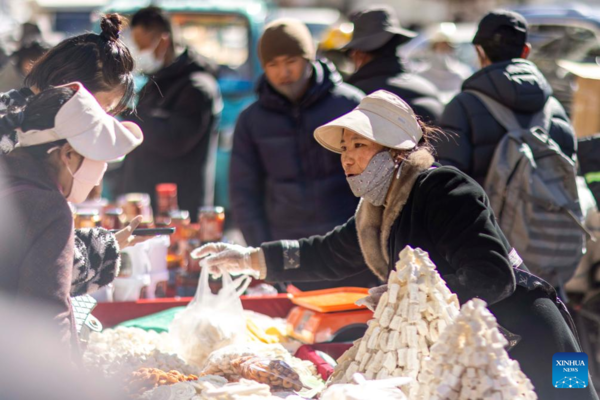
[355,149,435,280]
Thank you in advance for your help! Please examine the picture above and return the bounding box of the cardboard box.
[558,60,600,138]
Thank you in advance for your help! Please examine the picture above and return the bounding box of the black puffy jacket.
[260,151,596,400]
[120,49,222,221]
[346,55,444,124]
[436,59,576,185]
[230,60,363,247]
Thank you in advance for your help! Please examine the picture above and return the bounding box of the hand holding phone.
[110,227,176,236]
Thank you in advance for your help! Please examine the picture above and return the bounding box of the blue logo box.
[553,352,588,389]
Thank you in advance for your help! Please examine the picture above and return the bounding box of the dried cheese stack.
[332,246,460,398]
[421,298,537,400]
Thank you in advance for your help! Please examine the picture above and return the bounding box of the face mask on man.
[429,52,452,70]
[132,41,164,75]
[346,150,401,207]
[49,147,108,203]
[272,63,313,102]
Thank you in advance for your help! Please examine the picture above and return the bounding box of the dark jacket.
[346,55,444,124]
[0,150,78,355]
[230,60,364,247]
[121,49,222,221]
[437,59,576,185]
[259,150,592,399]
[0,90,121,298]
[261,150,516,305]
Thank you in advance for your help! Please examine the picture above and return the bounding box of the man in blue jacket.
[229,18,379,289]
[437,10,575,185]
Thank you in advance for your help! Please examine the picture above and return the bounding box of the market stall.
[82,246,539,400]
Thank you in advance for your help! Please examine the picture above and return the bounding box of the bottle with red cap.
[155,183,178,226]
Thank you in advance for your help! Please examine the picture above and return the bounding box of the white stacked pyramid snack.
[421,298,537,400]
[331,246,460,398]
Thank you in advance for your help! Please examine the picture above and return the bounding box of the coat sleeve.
[71,228,120,297]
[229,110,272,247]
[420,168,516,305]
[17,195,75,349]
[436,95,474,175]
[130,74,221,160]
[548,97,577,160]
[261,217,368,282]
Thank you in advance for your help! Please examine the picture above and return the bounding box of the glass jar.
[169,210,190,244]
[156,184,178,225]
[101,207,125,230]
[74,209,100,229]
[198,206,225,243]
[117,193,153,226]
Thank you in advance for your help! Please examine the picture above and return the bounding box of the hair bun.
[100,14,123,41]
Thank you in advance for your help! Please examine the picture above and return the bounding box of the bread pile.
[421,298,537,400]
[332,246,460,398]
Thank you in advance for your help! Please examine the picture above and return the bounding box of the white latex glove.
[355,284,388,312]
[191,243,263,279]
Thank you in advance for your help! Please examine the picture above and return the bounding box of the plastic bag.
[201,343,314,378]
[230,356,303,392]
[169,266,251,367]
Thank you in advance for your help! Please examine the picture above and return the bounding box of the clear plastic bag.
[201,342,303,377]
[169,266,251,367]
[230,356,303,392]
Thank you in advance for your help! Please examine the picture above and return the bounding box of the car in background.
[104,0,271,209]
[514,4,600,114]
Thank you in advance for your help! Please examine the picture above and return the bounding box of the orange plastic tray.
[289,287,369,313]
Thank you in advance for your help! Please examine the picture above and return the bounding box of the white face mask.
[49,147,107,203]
[272,63,313,102]
[65,158,108,203]
[132,41,163,75]
[430,52,452,70]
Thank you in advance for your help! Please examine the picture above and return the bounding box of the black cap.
[343,6,416,52]
[473,9,528,47]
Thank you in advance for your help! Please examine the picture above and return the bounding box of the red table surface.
[294,343,353,380]
[93,294,295,328]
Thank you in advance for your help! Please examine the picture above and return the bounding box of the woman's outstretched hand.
[191,243,262,278]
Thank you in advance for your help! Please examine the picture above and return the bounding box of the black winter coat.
[230,60,364,247]
[121,49,222,221]
[260,150,593,399]
[437,59,576,185]
[261,150,516,305]
[346,55,444,124]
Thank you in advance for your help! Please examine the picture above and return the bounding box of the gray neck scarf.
[347,151,399,206]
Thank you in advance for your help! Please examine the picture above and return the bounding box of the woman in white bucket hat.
[0,82,142,357]
[194,90,596,399]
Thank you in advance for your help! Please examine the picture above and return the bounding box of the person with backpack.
[0,83,143,357]
[437,10,582,290]
[195,90,597,400]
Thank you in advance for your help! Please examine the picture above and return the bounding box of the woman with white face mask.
[194,90,597,400]
[0,82,142,357]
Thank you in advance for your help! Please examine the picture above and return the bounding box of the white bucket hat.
[16,82,143,161]
[314,90,422,153]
